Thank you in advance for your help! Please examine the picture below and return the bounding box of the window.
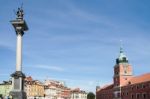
[143,93,146,99]
[123,57,126,61]
[76,95,79,98]
[115,71,119,75]
[117,93,120,97]
[126,92,128,96]
[124,70,127,74]
[131,86,134,90]
[136,85,139,89]
[136,93,140,99]
[142,84,146,88]
[131,94,134,99]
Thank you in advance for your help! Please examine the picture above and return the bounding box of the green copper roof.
[116,46,129,64]
[118,47,127,60]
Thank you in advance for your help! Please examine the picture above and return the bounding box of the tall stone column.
[16,31,23,71]
[9,7,28,99]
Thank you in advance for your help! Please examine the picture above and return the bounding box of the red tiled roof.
[71,88,86,93]
[96,73,150,92]
[126,73,150,85]
[25,76,33,81]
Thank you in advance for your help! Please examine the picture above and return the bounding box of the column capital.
[16,29,24,36]
[11,71,26,78]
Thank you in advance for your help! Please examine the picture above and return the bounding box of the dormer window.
[128,81,131,85]
[123,57,126,61]
[116,59,119,64]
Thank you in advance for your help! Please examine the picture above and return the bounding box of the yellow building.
[25,76,45,98]
[0,77,45,98]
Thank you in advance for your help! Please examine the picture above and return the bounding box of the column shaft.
[16,33,22,71]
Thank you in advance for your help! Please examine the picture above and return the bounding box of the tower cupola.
[116,46,128,64]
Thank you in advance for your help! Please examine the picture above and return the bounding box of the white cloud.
[35,65,64,72]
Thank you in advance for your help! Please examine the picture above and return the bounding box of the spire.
[119,40,126,59]
[120,40,123,53]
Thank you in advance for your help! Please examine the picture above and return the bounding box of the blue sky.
[0,0,150,92]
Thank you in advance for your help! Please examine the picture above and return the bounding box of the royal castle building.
[96,47,150,99]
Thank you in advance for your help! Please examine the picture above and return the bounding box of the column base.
[10,91,27,99]
[10,71,26,99]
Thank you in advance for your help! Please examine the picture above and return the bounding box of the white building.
[44,80,70,99]
[70,88,87,99]
[45,85,61,99]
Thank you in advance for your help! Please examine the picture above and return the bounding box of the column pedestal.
[9,71,26,99]
[10,91,26,99]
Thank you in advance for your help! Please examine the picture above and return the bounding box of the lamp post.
[9,7,28,99]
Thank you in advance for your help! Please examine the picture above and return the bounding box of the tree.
[87,92,95,99]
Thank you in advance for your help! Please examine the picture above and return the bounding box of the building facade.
[0,77,87,99]
[0,77,45,99]
[96,47,150,99]
[70,88,87,99]
[0,81,12,98]
[25,76,45,99]
[44,80,71,99]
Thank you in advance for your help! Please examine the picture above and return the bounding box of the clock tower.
[113,47,133,99]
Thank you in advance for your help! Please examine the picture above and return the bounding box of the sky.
[0,0,150,92]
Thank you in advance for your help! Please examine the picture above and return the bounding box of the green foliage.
[87,92,95,99]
